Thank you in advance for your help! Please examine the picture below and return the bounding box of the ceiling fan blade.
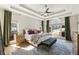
[46,11,53,13]
[45,8,49,13]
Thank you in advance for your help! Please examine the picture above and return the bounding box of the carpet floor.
[10,39,73,55]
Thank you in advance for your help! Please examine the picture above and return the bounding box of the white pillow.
[24,34,32,40]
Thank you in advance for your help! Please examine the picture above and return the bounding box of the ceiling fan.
[40,4,66,17]
[44,5,52,13]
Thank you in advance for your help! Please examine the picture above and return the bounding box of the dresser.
[77,34,79,54]
[72,32,77,54]
[72,32,79,55]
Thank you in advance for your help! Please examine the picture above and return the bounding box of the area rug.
[11,39,73,55]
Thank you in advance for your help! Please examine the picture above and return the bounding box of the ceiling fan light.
[44,13,47,15]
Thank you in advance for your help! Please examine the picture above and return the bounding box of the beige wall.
[0,9,4,35]
[12,12,41,33]
[70,15,78,38]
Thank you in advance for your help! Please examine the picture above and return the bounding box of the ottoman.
[38,37,57,48]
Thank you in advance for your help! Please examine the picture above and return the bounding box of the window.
[11,23,17,33]
[10,22,19,41]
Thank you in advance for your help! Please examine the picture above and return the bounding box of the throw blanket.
[32,33,52,45]
[24,33,53,45]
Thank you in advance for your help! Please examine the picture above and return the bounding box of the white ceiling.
[26,4,70,12]
[0,4,79,20]
[24,4,79,18]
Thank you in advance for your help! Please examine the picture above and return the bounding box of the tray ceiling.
[0,4,79,20]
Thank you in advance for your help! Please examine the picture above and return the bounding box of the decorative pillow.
[28,29,35,34]
[28,29,41,34]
